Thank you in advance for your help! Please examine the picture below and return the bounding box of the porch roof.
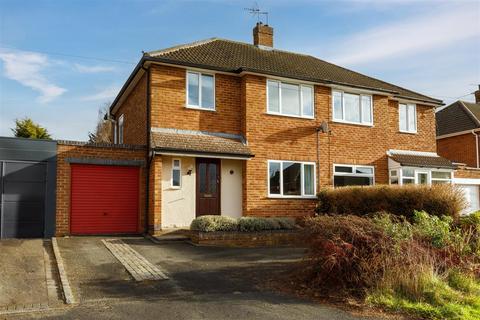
[151,128,254,159]
[388,150,455,169]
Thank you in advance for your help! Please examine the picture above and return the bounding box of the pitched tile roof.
[150,129,253,158]
[147,38,441,105]
[436,101,480,136]
[388,151,455,169]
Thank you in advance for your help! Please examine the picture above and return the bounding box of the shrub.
[413,210,453,248]
[316,184,465,220]
[190,216,296,232]
[238,217,296,232]
[190,215,238,232]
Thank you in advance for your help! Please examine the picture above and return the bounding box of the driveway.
[5,238,381,319]
[0,239,61,309]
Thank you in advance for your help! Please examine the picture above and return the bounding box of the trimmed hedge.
[316,184,466,220]
[190,215,297,232]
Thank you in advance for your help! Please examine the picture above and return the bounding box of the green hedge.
[316,184,466,220]
[190,215,297,232]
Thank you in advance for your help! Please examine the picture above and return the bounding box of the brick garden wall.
[56,142,147,236]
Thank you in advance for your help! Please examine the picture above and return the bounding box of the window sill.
[267,195,317,199]
[399,130,418,135]
[332,119,373,127]
[168,186,181,190]
[266,112,315,120]
[186,105,216,112]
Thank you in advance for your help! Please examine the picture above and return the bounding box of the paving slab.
[0,239,61,308]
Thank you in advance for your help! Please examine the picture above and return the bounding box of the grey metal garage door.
[0,137,56,239]
[1,161,47,238]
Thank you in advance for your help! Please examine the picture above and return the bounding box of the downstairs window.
[333,164,374,187]
[268,161,316,197]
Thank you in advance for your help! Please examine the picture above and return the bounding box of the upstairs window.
[187,71,215,110]
[399,103,417,133]
[332,90,373,125]
[118,114,124,144]
[267,80,314,118]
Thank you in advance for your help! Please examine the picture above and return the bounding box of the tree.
[88,102,113,143]
[11,117,52,139]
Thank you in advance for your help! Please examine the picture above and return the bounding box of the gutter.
[144,65,151,235]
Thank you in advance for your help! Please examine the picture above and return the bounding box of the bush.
[190,216,296,232]
[301,212,480,319]
[190,215,238,232]
[316,184,465,220]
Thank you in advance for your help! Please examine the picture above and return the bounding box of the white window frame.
[186,70,216,111]
[333,164,375,187]
[266,79,315,119]
[267,160,317,198]
[118,114,124,144]
[171,158,181,189]
[390,167,453,186]
[332,90,373,126]
[399,103,417,134]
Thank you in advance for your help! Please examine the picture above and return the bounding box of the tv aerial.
[244,2,269,25]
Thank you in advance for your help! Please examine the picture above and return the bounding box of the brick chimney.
[253,22,273,48]
[475,85,480,104]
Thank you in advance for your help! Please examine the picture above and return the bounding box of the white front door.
[459,185,480,215]
[416,171,429,185]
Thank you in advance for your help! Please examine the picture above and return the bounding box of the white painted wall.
[221,159,243,218]
[161,156,196,228]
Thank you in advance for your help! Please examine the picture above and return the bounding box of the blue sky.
[0,0,479,140]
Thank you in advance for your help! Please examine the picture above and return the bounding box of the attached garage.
[458,184,480,215]
[0,137,56,239]
[70,164,140,234]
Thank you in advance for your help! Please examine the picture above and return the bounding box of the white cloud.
[327,5,480,66]
[82,85,120,102]
[73,63,116,73]
[0,50,66,103]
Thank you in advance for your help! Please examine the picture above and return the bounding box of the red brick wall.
[455,166,480,179]
[150,65,242,135]
[241,75,438,217]
[114,73,147,145]
[56,142,147,236]
[149,156,162,234]
[438,133,477,167]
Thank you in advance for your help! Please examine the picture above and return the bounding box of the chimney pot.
[475,85,480,104]
[253,22,273,48]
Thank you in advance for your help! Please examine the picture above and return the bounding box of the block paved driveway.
[6,238,382,320]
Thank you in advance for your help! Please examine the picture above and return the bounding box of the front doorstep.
[189,230,304,247]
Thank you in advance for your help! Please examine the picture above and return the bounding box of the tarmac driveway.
[32,237,380,320]
[0,239,61,309]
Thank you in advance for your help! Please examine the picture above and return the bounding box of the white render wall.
[220,159,243,219]
[161,156,196,228]
[161,156,244,228]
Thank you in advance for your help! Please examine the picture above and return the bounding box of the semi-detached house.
[106,23,454,233]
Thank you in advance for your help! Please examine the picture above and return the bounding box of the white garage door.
[458,185,480,216]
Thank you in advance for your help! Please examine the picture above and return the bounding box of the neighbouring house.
[436,86,480,215]
[104,22,454,233]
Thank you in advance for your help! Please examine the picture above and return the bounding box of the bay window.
[267,80,314,118]
[187,71,215,110]
[389,168,453,185]
[333,164,374,187]
[268,160,316,197]
[333,90,373,125]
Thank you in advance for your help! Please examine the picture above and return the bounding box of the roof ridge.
[147,37,220,57]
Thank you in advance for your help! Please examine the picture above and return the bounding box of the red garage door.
[71,164,139,234]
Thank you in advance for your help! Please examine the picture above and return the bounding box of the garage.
[458,184,480,215]
[0,137,57,239]
[70,164,140,234]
